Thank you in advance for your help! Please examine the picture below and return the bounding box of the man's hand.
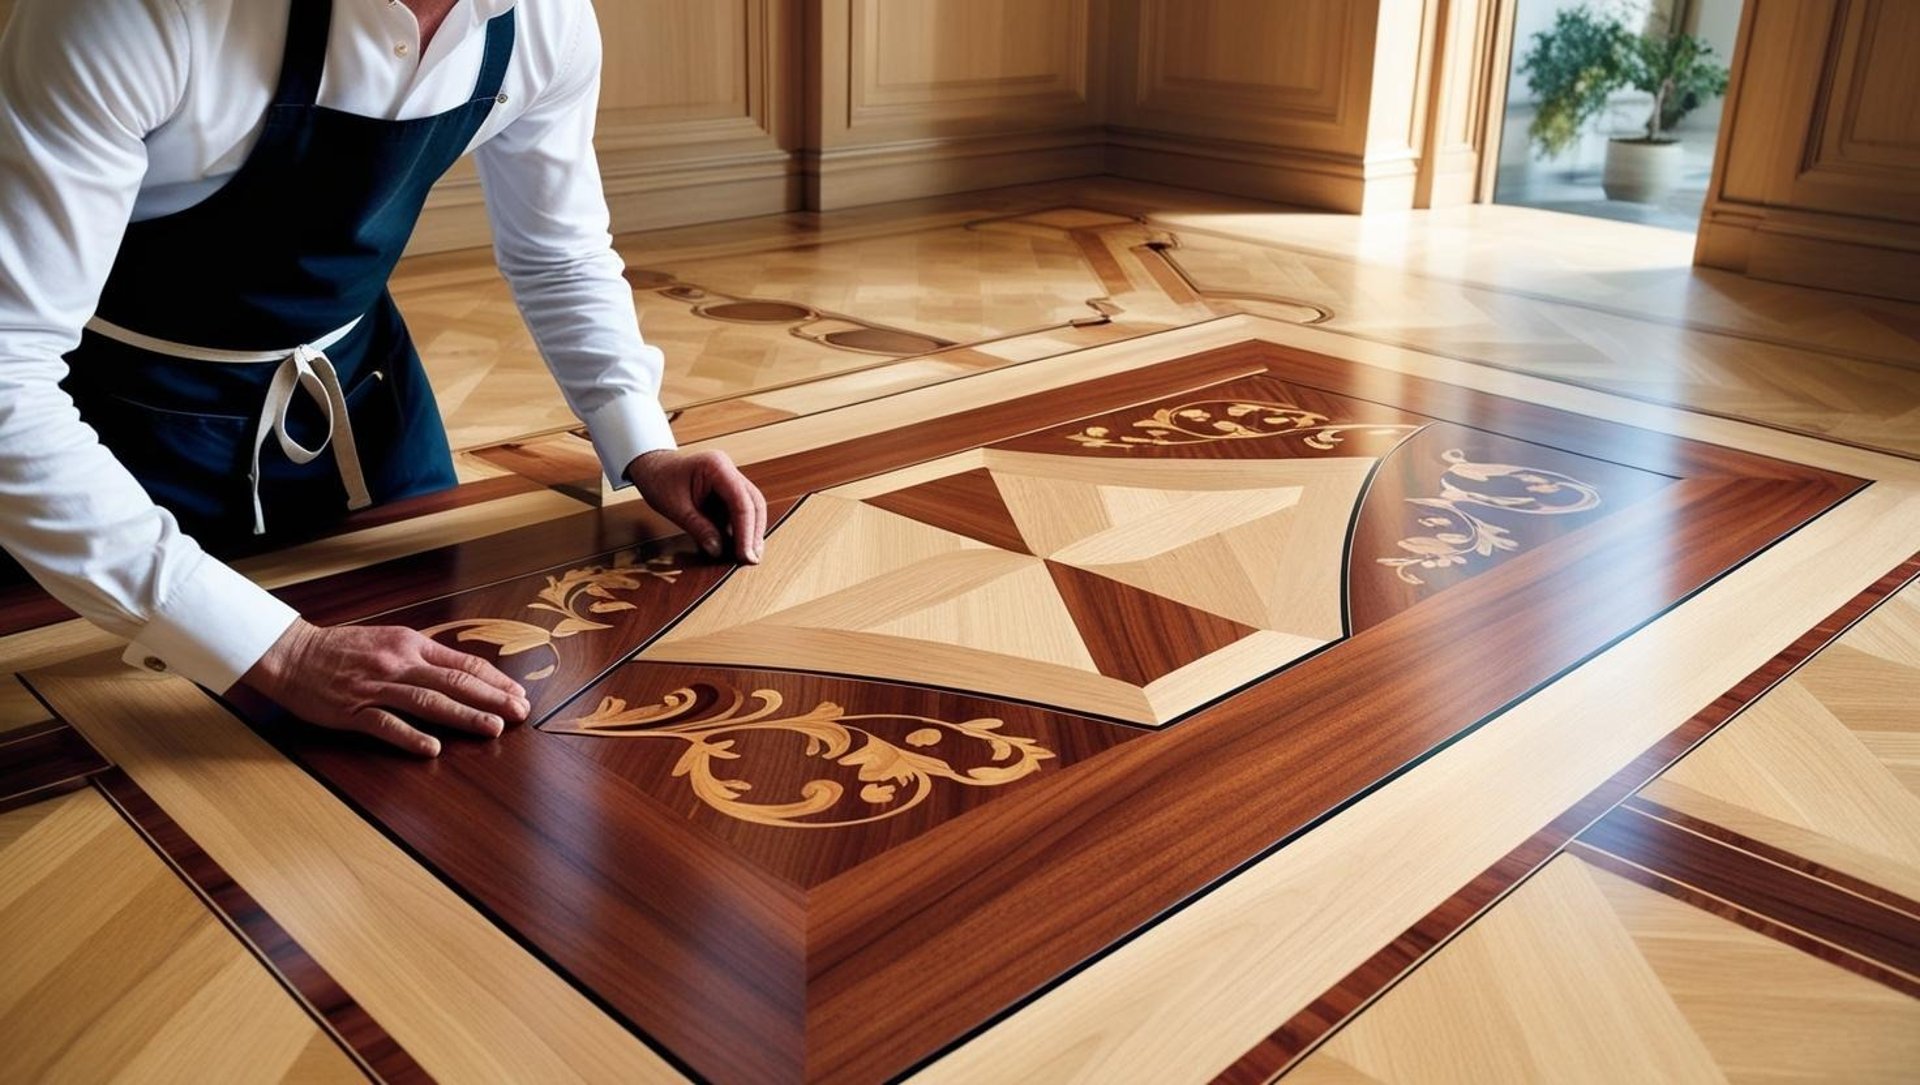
[627,448,767,563]
[241,619,530,758]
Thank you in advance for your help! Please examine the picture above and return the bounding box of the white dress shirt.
[0,0,676,692]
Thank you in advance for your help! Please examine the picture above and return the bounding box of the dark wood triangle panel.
[1043,559,1258,684]
[862,467,1032,554]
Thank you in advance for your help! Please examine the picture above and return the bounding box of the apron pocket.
[69,386,255,537]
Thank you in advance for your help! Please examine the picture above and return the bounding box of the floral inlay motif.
[1379,449,1601,585]
[1066,400,1415,450]
[545,686,1055,829]
[419,552,679,681]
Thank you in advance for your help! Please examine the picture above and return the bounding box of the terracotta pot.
[1602,138,1684,203]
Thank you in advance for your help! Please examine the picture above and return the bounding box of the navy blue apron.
[58,0,516,552]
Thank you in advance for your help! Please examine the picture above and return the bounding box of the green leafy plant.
[1519,5,1730,156]
[1520,8,1633,158]
[1626,29,1731,139]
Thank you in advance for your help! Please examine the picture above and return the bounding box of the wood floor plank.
[1576,805,1920,980]
[916,478,1920,1084]
[23,656,687,1085]
[1285,853,1920,1084]
[0,790,364,1084]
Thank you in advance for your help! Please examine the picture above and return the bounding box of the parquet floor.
[2,179,1917,1083]
[387,179,1920,475]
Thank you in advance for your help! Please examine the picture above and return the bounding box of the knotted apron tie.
[83,315,373,535]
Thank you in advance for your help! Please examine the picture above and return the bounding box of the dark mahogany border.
[90,767,429,1084]
[217,340,1871,1083]
[0,720,110,815]
[1575,805,1920,980]
[1619,794,1920,919]
[1213,551,1920,1084]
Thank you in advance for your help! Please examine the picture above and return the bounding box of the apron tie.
[250,343,372,535]
[83,315,372,535]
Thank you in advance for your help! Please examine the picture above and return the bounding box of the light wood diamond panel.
[643,448,1373,725]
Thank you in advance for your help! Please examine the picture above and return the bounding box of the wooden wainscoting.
[802,0,1110,210]
[1696,0,1920,301]
[413,0,803,254]
[1104,0,1503,213]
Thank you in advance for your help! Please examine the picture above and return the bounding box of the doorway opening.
[1491,0,1742,231]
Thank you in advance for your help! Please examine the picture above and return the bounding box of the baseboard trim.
[802,128,1109,212]
[1104,127,1413,213]
[1697,201,1920,304]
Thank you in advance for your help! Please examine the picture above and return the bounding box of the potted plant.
[1519,5,1731,204]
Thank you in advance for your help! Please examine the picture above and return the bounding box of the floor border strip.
[91,766,432,1085]
[1212,549,1920,1084]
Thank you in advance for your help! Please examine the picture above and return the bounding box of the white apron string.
[82,315,372,534]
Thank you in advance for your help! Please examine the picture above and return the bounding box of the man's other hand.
[627,448,767,564]
[241,619,530,758]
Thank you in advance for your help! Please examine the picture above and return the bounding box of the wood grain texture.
[219,343,1859,1082]
[1217,552,1920,1083]
[644,436,1387,725]
[0,720,109,814]
[1575,804,1920,984]
[1622,794,1920,920]
[92,768,429,1083]
[1567,842,1920,999]
[1637,579,1920,906]
[23,657,689,1084]
[1285,853,1920,1084]
[343,528,746,725]
[0,789,366,1084]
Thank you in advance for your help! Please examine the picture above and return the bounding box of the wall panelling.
[1696,0,1920,301]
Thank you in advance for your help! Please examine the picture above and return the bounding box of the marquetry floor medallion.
[217,341,1858,1083]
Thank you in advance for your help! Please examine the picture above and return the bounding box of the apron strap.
[273,0,333,110]
[471,9,517,104]
[85,315,373,536]
[249,345,372,536]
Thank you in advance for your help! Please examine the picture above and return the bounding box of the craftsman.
[0,0,767,755]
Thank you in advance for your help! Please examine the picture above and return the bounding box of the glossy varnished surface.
[206,339,1862,1082]
[3,183,1917,1083]
[0,789,367,1083]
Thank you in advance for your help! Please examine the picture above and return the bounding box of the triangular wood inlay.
[865,468,1032,554]
[1044,560,1257,686]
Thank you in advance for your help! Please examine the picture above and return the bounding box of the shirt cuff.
[583,391,678,490]
[121,555,300,693]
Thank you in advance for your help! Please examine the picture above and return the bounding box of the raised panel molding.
[1133,0,1348,123]
[1808,0,1920,178]
[805,0,1107,211]
[852,0,1089,117]
[415,0,798,253]
[1104,0,1453,214]
[1697,0,1920,300]
[1112,0,1373,150]
[839,0,1098,137]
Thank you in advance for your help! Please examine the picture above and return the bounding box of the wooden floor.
[2,178,1917,1083]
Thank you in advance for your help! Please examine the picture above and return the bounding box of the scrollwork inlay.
[419,552,679,681]
[1066,400,1415,450]
[545,686,1055,829]
[1378,449,1601,585]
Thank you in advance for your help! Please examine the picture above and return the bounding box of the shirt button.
[496,93,510,105]
[395,42,411,57]
[142,656,167,673]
